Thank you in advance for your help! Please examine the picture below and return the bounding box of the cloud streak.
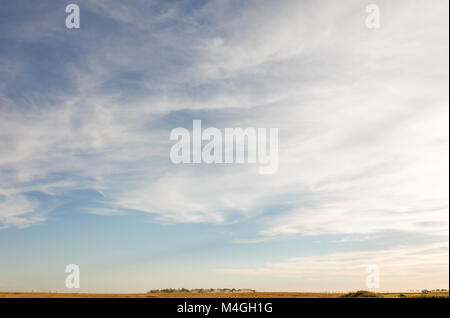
[216,242,449,291]
[0,0,448,251]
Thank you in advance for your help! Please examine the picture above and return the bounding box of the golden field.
[0,291,448,298]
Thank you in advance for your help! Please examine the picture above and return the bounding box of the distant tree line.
[147,288,256,293]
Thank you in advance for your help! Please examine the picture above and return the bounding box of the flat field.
[0,291,448,298]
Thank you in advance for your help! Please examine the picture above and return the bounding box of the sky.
[0,0,448,293]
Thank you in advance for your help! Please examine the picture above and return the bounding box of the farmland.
[0,291,448,298]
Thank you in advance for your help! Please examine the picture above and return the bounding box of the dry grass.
[0,291,448,298]
[0,292,343,298]
[341,290,383,298]
[382,292,449,298]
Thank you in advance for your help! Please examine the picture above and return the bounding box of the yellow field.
[0,291,448,298]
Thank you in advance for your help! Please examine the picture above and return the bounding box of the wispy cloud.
[216,242,449,291]
[0,194,44,228]
[0,0,448,248]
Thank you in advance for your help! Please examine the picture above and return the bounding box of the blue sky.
[0,0,448,292]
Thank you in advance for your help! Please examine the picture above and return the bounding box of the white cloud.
[0,194,44,228]
[216,242,449,291]
[0,0,448,243]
